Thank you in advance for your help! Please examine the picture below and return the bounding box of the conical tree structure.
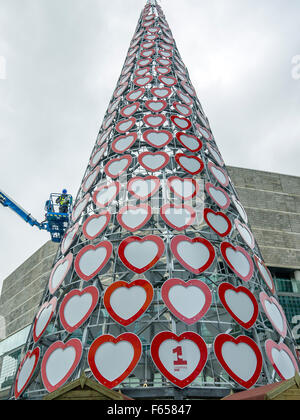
[12,0,299,400]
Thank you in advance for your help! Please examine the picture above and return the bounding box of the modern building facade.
[0,0,299,401]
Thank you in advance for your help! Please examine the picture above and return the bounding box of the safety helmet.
[62,189,67,194]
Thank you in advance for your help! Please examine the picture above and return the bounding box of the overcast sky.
[0,0,299,292]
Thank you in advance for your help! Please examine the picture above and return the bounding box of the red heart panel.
[82,210,111,240]
[61,222,80,254]
[104,154,132,179]
[140,49,155,59]
[113,82,128,99]
[138,151,169,172]
[157,57,171,66]
[214,334,262,389]
[41,339,83,393]
[205,182,231,209]
[71,194,90,222]
[151,331,208,389]
[137,58,152,67]
[161,278,212,325]
[234,219,255,249]
[145,99,167,113]
[33,297,57,343]
[108,97,121,114]
[126,88,145,102]
[103,111,116,130]
[88,333,142,389]
[14,347,40,399]
[120,102,140,118]
[156,66,171,75]
[151,86,172,99]
[92,181,121,208]
[134,75,153,87]
[265,339,299,381]
[231,194,248,224]
[74,241,113,281]
[176,89,193,105]
[118,235,165,274]
[159,42,173,51]
[220,242,254,282]
[103,279,154,326]
[143,113,166,128]
[117,203,152,232]
[158,75,177,87]
[127,176,160,201]
[111,133,138,154]
[167,176,199,200]
[207,143,225,167]
[207,161,229,187]
[254,255,275,294]
[135,67,150,77]
[173,102,192,117]
[159,49,173,58]
[171,235,215,274]
[89,144,107,167]
[48,252,73,295]
[175,153,204,175]
[59,286,99,333]
[141,41,155,49]
[203,208,232,237]
[181,81,196,96]
[160,203,196,231]
[81,166,100,193]
[97,126,113,146]
[218,282,258,330]
[115,117,136,134]
[143,129,173,148]
[171,115,192,130]
[197,123,213,141]
[259,292,287,338]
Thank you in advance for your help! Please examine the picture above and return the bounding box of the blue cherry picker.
[0,189,73,243]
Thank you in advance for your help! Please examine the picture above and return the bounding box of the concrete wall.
[0,241,58,339]
[227,166,300,270]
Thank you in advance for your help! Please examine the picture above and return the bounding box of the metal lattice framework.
[11,0,299,400]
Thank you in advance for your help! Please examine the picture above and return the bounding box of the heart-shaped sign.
[103,111,116,131]
[156,66,171,75]
[161,279,212,325]
[82,166,100,193]
[41,339,83,393]
[207,144,224,167]
[171,115,191,130]
[111,133,138,154]
[143,114,166,128]
[74,241,113,281]
[173,102,192,117]
[97,126,113,146]
[14,347,40,399]
[141,40,155,49]
[89,144,107,167]
[143,129,173,148]
[176,89,193,105]
[181,81,196,96]
[260,292,287,338]
[121,63,133,77]
[147,26,159,33]
[220,242,254,282]
[115,117,136,134]
[61,222,80,254]
[159,49,172,58]
[171,235,215,274]
[175,153,204,175]
[145,34,158,42]
[167,176,199,200]
[88,333,142,389]
[104,154,132,179]
[118,235,165,274]
[207,161,229,187]
[231,194,248,224]
[138,151,170,172]
[203,208,232,237]
[151,331,208,389]
[160,203,196,231]
[218,282,258,329]
[137,58,152,67]
[197,124,213,141]
[134,75,153,87]
[82,210,111,240]
[71,194,90,222]
[176,132,202,152]
[108,96,121,114]
[92,181,120,208]
[151,86,172,99]
[126,87,145,102]
[157,57,171,66]
[145,99,167,113]
[117,203,152,232]
[205,182,230,209]
[214,334,263,389]
[127,176,160,201]
[114,82,128,99]
[234,219,255,249]
[48,253,73,295]
[140,49,155,58]
[120,102,140,118]
[135,67,150,77]
[265,339,299,381]
[33,297,57,343]
[59,286,99,333]
[104,279,154,326]
[254,255,275,294]
[158,75,177,87]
